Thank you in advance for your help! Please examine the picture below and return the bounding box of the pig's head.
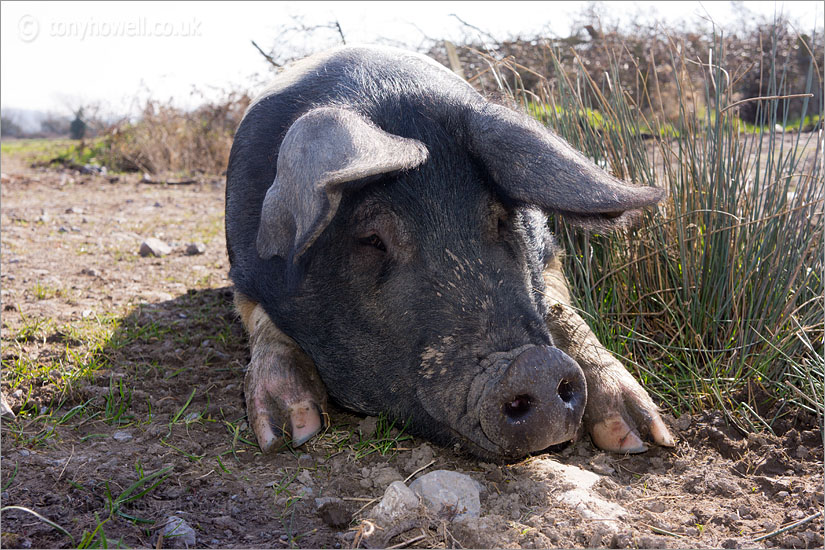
[255,103,662,459]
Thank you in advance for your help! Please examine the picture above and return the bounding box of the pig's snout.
[481,346,586,457]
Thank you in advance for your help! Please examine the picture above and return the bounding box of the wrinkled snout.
[480,346,586,457]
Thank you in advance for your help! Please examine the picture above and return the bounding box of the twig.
[752,511,822,542]
[57,445,74,481]
[641,522,686,539]
[721,93,814,113]
[386,534,426,549]
[354,497,380,518]
[449,13,499,43]
[251,40,281,68]
[333,20,346,45]
[404,460,435,483]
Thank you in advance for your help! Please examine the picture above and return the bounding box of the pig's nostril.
[557,379,575,404]
[503,394,532,421]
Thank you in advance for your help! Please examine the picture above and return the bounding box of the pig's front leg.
[542,258,675,453]
[235,293,328,452]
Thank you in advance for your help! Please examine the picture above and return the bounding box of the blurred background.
[1,1,821,136]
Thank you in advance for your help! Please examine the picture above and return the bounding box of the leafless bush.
[101,91,250,175]
[426,12,822,126]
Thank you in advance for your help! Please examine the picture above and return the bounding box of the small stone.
[610,532,632,548]
[185,242,206,255]
[81,309,93,318]
[297,469,314,486]
[157,516,196,548]
[644,500,666,513]
[371,480,420,525]
[371,466,403,487]
[65,207,83,214]
[675,415,692,431]
[58,226,69,233]
[776,491,789,498]
[297,453,314,469]
[113,430,132,442]
[139,238,172,257]
[80,268,100,277]
[279,534,289,541]
[1,393,15,418]
[409,470,481,522]
[358,416,378,437]
[589,453,615,475]
[213,515,233,529]
[317,498,351,528]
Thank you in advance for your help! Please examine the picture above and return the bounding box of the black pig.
[225,45,674,459]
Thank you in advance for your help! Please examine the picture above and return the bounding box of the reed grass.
[492,25,823,432]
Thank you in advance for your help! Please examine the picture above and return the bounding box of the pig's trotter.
[542,260,674,452]
[236,293,328,452]
[545,302,675,452]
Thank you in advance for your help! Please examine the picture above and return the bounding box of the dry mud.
[1,163,822,548]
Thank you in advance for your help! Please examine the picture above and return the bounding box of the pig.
[225,45,675,459]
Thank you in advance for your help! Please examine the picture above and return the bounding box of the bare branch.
[251,40,281,68]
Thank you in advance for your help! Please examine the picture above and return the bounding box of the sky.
[1,1,822,120]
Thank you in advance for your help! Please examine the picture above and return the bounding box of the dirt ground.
[0,159,822,549]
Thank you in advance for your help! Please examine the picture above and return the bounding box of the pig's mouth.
[420,344,587,459]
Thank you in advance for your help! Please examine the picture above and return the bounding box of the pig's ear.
[466,103,663,230]
[257,107,428,261]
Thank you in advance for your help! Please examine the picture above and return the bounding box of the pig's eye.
[497,216,509,239]
[358,234,387,252]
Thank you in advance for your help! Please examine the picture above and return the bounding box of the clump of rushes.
[487,22,823,433]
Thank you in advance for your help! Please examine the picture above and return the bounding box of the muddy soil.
[1,161,822,549]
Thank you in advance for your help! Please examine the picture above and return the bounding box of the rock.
[358,416,378,436]
[371,466,403,487]
[213,515,233,529]
[112,431,132,442]
[81,164,105,175]
[157,516,196,548]
[185,242,206,255]
[370,481,420,525]
[297,469,314,487]
[1,393,15,418]
[316,497,351,528]
[80,268,100,277]
[139,238,172,257]
[403,443,435,473]
[409,470,481,522]
[65,206,84,214]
